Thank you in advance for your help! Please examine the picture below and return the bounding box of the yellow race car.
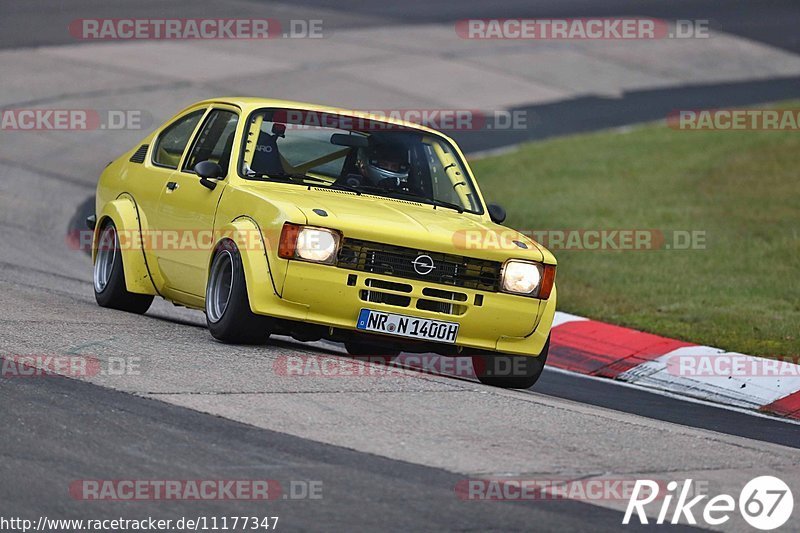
[91,98,557,388]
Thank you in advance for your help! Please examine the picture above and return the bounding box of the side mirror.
[487,203,506,224]
[194,161,223,190]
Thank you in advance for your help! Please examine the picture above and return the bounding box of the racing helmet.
[357,143,410,185]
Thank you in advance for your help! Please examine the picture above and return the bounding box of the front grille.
[416,298,466,316]
[365,278,412,293]
[422,287,468,302]
[359,290,411,307]
[338,239,501,291]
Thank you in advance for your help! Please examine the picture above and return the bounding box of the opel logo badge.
[412,254,435,275]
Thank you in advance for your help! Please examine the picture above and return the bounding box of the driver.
[353,143,410,189]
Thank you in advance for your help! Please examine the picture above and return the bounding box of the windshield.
[239,108,484,214]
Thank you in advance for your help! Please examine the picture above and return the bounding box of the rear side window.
[152,110,204,169]
[183,110,239,176]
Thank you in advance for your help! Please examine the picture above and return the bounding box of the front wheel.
[206,242,272,344]
[93,221,153,314]
[472,336,550,389]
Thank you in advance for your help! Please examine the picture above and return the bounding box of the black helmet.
[357,143,410,185]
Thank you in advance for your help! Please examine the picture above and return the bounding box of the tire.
[93,220,154,314]
[472,335,550,389]
[206,241,272,344]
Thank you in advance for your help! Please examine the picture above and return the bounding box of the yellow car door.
[151,106,240,298]
[132,106,207,293]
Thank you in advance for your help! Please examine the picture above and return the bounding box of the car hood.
[239,183,554,264]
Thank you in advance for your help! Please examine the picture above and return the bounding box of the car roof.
[186,97,453,140]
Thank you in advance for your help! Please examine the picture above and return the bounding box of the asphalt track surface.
[2,374,708,532]
[2,0,799,53]
[4,0,800,152]
[1,1,800,531]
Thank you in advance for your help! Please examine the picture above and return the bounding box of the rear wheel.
[206,241,271,344]
[472,336,550,389]
[93,221,153,314]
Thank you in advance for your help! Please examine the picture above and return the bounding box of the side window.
[184,110,239,176]
[153,110,204,169]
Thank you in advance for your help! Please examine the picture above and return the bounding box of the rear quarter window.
[152,110,204,169]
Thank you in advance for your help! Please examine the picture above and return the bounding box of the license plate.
[356,309,459,344]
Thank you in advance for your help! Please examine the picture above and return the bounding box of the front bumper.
[246,259,555,357]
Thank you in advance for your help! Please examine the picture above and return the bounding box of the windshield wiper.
[367,189,465,213]
[253,173,463,211]
[254,172,362,194]
[254,171,320,183]
[428,198,465,213]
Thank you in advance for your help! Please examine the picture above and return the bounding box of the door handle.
[166,181,179,191]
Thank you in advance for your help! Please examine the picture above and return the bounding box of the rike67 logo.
[624,476,793,530]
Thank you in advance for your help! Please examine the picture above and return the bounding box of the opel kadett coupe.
[91,98,557,388]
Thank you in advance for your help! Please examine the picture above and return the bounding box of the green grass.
[470,102,800,357]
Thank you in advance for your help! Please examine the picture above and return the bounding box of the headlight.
[297,227,338,262]
[279,223,340,264]
[501,260,556,299]
[502,261,541,294]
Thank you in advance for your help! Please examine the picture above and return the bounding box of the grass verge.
[470,102,800,357]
